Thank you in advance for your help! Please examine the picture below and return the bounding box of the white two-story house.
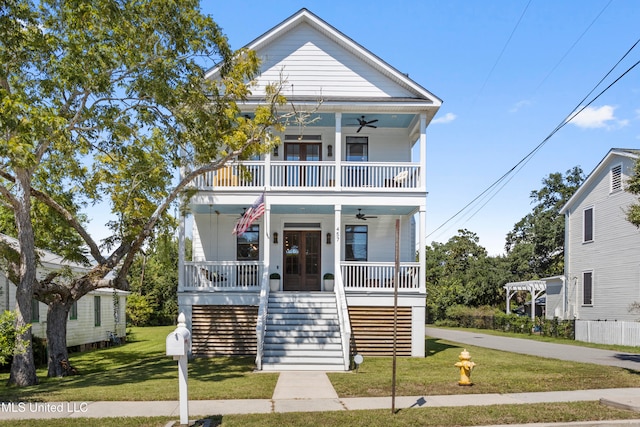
[555,148,640,345]
[177,9,442,370]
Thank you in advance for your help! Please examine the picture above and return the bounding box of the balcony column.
[420,113,427,190]
[178,146,186,293]
[265,149,272,191]
[334,112,342,190]
[334,204,341,276]
[264,200,271,278]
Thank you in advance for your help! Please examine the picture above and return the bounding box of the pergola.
[504,280,546,320]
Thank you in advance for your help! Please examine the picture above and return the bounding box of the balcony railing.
[341,262,421,292]
[183,261,263,290]
[190,161,421,191]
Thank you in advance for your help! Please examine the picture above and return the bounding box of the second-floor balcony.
[191,161,423,192]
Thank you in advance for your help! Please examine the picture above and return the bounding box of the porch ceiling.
[191,204,417,216]
[245,112,416,129]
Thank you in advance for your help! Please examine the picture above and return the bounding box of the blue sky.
[200,0,640,255]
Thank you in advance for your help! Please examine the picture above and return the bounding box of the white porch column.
[419,113,427,190]
[334,204,341,274]
[264,199,271,276]
[265,149,272,191]
[414,207,427,357]
[334,112,342,190]
[419,208,426,294]
[178,147,186,294]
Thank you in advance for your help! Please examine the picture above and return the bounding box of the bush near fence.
[434,305,574,339]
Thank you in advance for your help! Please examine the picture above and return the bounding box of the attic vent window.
[611,164,622,193]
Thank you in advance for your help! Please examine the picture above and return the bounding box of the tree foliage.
[0,0,288,385]
[426,229,509,322]
[0,310,29,365]
[625,157,640,227]
[505,167,584,279]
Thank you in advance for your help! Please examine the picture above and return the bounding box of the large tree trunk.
[8,170,38,386]
[46,300,76,377]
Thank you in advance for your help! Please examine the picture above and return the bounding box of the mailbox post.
[166,313,191,426]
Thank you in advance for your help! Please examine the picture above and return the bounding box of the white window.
[610,164,622,193]
[583,207,594,243]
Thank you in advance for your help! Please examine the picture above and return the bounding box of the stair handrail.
[255,268,270,370]
[334,269,351,370]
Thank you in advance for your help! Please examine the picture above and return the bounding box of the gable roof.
[559,148,640,215]
[206,8,441,114]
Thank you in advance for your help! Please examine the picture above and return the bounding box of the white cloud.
[432,112,456,124]
[567,105,626,129]
[509,100,531,113]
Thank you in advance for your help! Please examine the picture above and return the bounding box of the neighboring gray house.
[0,234,129,350]
[555,148,640,345]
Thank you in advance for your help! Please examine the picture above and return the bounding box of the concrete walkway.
[2,328,640,424]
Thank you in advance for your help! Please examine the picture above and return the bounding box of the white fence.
[575,320,640,346]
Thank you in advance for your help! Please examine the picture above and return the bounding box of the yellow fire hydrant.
[454,349,476,386]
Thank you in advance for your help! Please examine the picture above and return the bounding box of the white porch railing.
[341,162,420,189]
[271,161,336,189]
[189,161,421,191]
[192,162,264,189]
[341,262,421,291]
[334,268,352,370]
[183,261,263,290]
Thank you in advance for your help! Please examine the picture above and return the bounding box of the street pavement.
[1,328,640,426]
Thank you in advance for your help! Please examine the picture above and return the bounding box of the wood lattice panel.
[348,306,412,356]
[191,305,258,356]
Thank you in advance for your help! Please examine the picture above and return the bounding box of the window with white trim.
[583,207,593,243]
[582,271,593,306]
[610,164,622,193]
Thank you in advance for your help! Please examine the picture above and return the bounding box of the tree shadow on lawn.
[426,337,460,357]
[0,353,256,402]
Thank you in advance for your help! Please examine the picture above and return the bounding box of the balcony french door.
[283,231,321,291]
[285,143,321,187]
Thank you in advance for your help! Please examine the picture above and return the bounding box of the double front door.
[283,231,321,291]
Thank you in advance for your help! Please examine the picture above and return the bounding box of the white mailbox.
[166,330,189,356]
[166,313,191,357]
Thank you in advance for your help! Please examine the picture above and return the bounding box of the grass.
[0,326,278,402]
[1,326,640,426]
[328,338,640,397]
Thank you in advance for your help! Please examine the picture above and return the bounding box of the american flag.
[232,193,265,236]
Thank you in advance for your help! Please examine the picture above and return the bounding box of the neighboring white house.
[554,148,640,345]
[0,234,129,350]
[177,9,441,370]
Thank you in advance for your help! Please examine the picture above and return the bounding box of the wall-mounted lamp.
[273,145,279,157]
[273,232,279,244]
[327,144,333,157]
[326,232,332,244]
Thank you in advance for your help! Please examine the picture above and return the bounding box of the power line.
[427,38,640,242]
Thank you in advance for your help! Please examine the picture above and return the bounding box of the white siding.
[566,155,640,321]
[254,24,415,99]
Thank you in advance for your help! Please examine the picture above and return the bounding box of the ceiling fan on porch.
[355,116,378,133]
[356,209,377,220]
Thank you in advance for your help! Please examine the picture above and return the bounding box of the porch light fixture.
[273,232,278,244]
[326,232,331,244]
[273,145,279,157]
[327,144,333,157]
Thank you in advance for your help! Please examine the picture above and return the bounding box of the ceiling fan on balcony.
[356,209,377,220]
[355,116,378,133]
